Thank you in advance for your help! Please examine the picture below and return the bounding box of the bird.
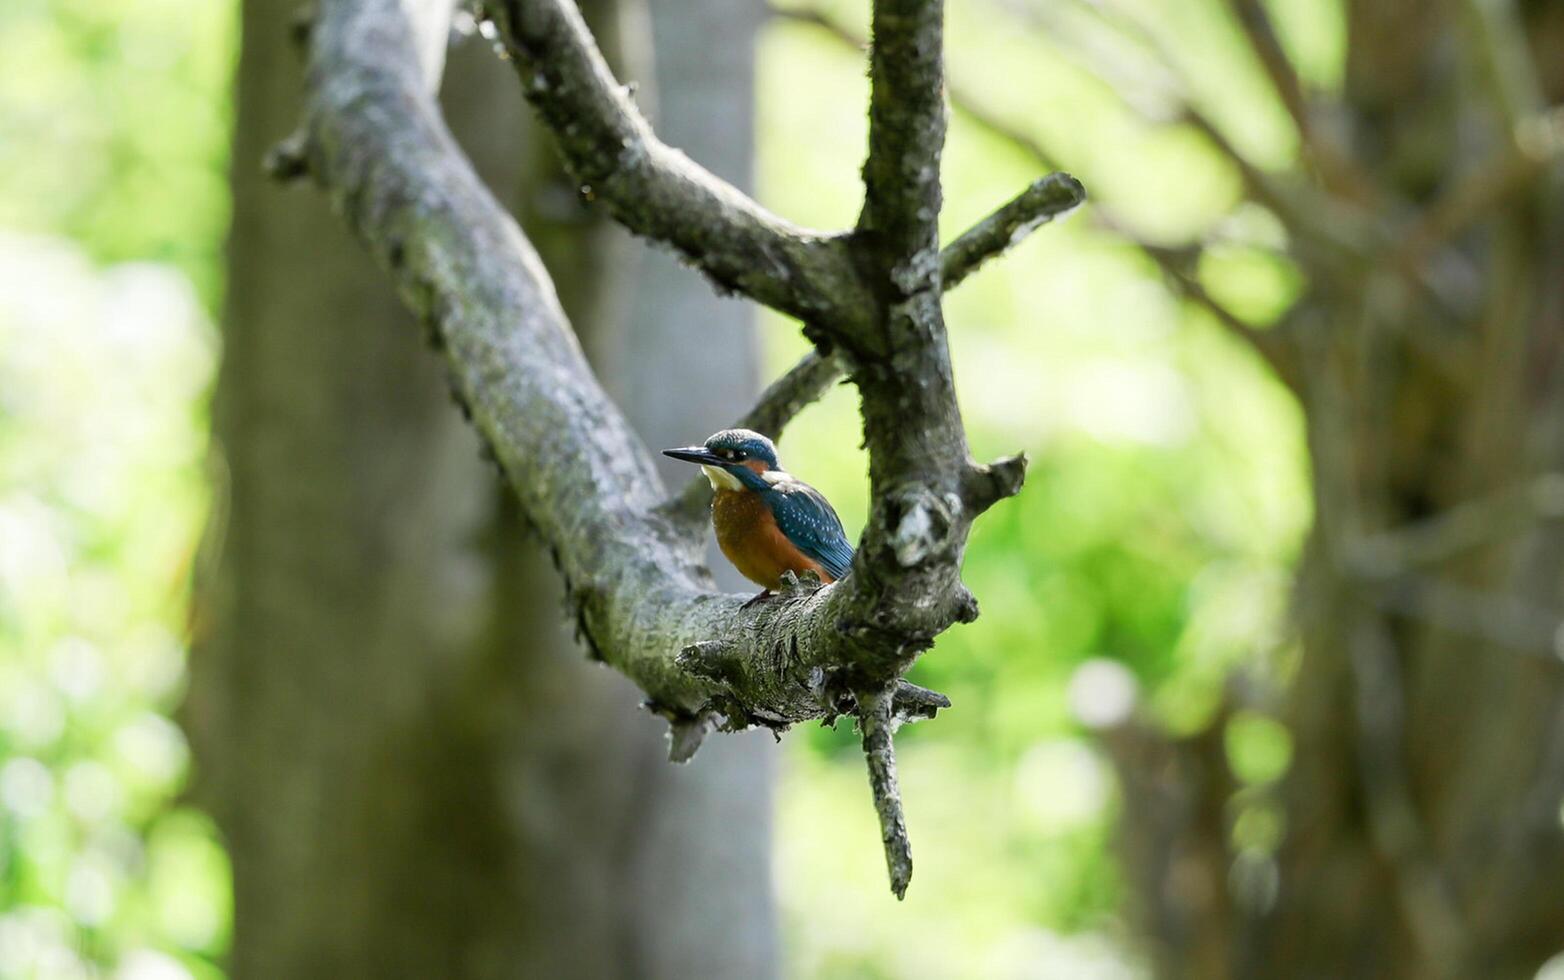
[663,428,854,603]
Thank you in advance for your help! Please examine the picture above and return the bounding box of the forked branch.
[290,0,1071,897]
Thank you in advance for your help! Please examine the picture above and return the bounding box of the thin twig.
[1223,0,1375,201]
[1131,238,1298,387]
[739,349,846,435]
[940,173,1086,290]
[661,349,847,525]
[858,685,913,899]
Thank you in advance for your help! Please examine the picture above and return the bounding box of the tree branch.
[1395,107,1564,267]
[1346,618,1471,975]
[665,167,1080,521]
[1223,0,1375,201]
[858,685,913,900]
[294,0,858,715]
[1134,239,1298,388]
[859,0,947,270]
[1457,0,1544,140]
[292,0,1042,898]
[738,349,845,436]
[481,0,877,332]
[940,172,1086,290]
[664,164,1084,525]
[776,4,1303,389]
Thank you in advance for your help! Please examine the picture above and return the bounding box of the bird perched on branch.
[664,428,854,603]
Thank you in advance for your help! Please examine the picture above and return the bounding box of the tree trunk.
[186,0,776,975]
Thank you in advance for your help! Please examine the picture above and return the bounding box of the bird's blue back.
[729,467,854,580]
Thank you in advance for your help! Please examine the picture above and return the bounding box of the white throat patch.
[701,464,744,491]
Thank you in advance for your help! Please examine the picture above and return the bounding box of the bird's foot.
[740,589,774,609]
[779,569,824,595]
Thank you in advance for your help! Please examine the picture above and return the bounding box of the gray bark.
[187,0,776,974]
[274,0,1080,896]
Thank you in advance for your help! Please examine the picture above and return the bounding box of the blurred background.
[3,0,1562,977]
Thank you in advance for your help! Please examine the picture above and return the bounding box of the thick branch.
[859,0,947,270]
[301,0,1021,899]
[296,0,961,731]
[481,0,876,331]
[941,173,1086,290]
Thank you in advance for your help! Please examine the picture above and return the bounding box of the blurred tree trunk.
[186,0,776,976]
[1109,4,1564,979]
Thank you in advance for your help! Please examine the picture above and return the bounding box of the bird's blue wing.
[762,479,855,580]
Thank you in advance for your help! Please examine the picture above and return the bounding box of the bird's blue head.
[662,428,780,491]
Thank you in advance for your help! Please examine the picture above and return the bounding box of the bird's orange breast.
[712,488,832,590]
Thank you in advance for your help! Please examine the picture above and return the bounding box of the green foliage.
[0,0,233,976]
[0,0,236,307]
[0,235,228,978]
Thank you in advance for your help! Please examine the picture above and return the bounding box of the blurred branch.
[1223,0,1308,129]
[1023,0,1485,326]
[1333,426,1564,660]
[1096,704,1241,975]
[940,172,1086,290]
[1348,471,1564,577]
[1222,0,1375,201]
[1003,0,1383,262]
[1396,107,1564,268]
[1133,238,1300,388]
[1346,619,1469,977]
[1458,0,1544,140]
[1366,574,1564,659]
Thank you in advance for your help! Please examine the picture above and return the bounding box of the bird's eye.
[733,450,748,460]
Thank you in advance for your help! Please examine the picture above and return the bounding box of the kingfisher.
[663,428,854,602]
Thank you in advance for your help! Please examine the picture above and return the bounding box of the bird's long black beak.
[662,446,723,466]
